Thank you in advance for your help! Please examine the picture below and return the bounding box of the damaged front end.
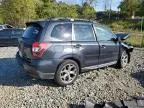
[115,32,134,52]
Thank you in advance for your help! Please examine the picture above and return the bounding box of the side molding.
[82,61,117,70]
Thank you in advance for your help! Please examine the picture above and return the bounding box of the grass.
[126,31,144,47]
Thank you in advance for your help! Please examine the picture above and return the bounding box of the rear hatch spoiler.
[26,21,47,28]
[115,32,131,40]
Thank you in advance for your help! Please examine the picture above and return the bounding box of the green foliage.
[119,0,144,17]
[109,20,142,31]
[36,1,95,19]
[1,0,36,27]
[58,3,78,18]
[36,2,58,19]
[36,2,78,19]
[81,3,96,19]
[110,21,125,31]
[42,0,56,3]
[0,6,3,24]
[1,0,96,26]
[138,0,144,16]
[0,17,3,24]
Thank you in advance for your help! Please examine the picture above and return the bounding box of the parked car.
[16,18,133,86]
[0,24,14,30]
[0,24,24,46]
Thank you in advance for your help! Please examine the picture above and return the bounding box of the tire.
[55,60,79,86]
[117,50,129,68]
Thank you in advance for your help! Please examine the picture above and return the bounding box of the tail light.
[32,42,50,57]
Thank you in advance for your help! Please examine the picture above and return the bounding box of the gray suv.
[16,18,133,86]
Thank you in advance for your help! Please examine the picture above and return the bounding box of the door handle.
[101,45,106,48]
[73,44,82,48]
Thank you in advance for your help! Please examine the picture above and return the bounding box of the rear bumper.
[16,52,60,79]
[23,64,55,79]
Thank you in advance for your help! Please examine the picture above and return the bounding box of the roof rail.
[50,17,72,21]
[48,17,95,22]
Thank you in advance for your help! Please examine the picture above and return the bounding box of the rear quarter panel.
[42,41,73,60]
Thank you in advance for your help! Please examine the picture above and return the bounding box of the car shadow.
[131,70,144,87]
[0,58,60,87]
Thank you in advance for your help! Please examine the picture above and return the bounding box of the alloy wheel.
[121,51,128,67]
[60,63,77,84]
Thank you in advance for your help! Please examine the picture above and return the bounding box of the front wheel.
[55,60,79,86]
[117,50,129,68]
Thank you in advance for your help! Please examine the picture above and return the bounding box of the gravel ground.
[0,47,144,108]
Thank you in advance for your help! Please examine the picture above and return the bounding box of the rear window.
[23,25,41,39]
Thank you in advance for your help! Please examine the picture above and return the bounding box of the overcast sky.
[57,0,122,11]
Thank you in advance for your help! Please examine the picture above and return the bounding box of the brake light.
[32,42,50,57]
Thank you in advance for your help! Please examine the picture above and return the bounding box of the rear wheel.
[55,60,79,86]
[117,50,129,68]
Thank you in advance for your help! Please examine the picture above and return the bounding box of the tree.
[58,3,78,18]
[119,0,141,18]
[0,4,3,24]
[82,0,97,6]
[36,1,78,19]
[81,2,96,19]
[36,2,58,19]
[138,0,144,16]
[1,0,97,26]
[42,0,56,3]
[1,0,36,27]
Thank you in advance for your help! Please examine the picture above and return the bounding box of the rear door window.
[51,23,72,41]
[74,24,95,41]
[23,25,41,40]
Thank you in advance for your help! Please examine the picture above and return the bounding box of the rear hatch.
[18,21,47,60]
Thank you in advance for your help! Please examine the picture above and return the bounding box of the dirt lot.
[0,47,143,108]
